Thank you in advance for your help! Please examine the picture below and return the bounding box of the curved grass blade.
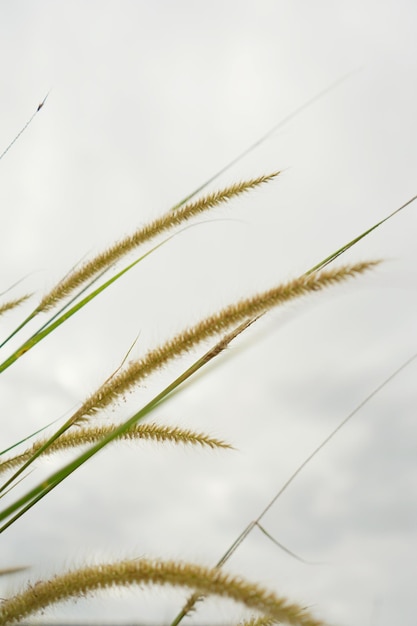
[306,193,417,275]
[0,261,115,351]
[0,415,64,457]
[0,249,108,350]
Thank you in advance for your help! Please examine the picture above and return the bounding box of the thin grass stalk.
[0,92,49,163]
[0,258,111,351]
[0,568,28,578]
[0,415,64,456]
[306,193,417,275]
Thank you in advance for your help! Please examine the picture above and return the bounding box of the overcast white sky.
[1,2,416,625]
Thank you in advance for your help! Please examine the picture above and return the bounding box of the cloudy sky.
[1,1,416,625]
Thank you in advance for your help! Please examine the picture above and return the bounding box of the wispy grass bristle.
[0,295,32,317]
[0,559,325,626]
[37,172,280,312]
[71,261,380,422]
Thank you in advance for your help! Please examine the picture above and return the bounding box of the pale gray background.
[0,1,416,625]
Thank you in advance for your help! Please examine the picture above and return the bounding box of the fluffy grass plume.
[0,559,324,626]
[71,260,379,422]
[0,423,232,476]
[0,295,32,317]
[37,172,280,312]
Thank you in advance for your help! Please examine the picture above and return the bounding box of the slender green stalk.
[0,415,65,456]
[0,236,170,374]
[0,92,49,163]
[306,193,417,275]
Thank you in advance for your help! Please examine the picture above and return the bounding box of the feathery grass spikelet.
[0,295,32,317]
[0,559,325,626]
[0,424,232,475]
[71,261,380,422]
[37,173,280,312]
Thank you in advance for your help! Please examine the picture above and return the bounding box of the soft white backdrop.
[1,2,416,625]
